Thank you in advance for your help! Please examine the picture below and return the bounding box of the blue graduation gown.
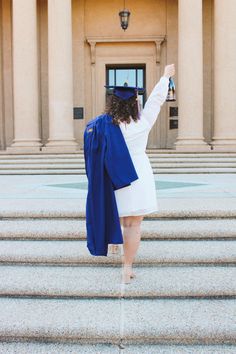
[83,113,139,256]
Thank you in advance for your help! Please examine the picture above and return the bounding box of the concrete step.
[148,157,236,161]
[0,343,120,354]
[3,343,236,354]
[0,239,235,265]
[1,151,236,158]
[0,169,85,174]
[0,153,86,157]
[146,151,236,156]
[0,218,235,240]
[1,162,236,169]
[0,163,85,169]
[152,163,236,167]
[0,168,236,174]
[120,344,236,354]
[0,152,236,176]
[0,157,236,163]
[0,150,195,154]
[1,205,236,218]
[1,157,236,164]
[0,343,235,354]
[0,264,235,298]
[0,297,235,344]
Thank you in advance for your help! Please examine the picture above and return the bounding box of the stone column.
[8,0,42,152]
[175,0,209,151]
[44,0,78,152]
[211,0,236,151]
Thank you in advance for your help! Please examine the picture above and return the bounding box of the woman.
[104,64,176,283]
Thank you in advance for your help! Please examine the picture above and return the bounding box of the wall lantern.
[119,0,130,31]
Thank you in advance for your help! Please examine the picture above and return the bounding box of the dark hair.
[103,94,139,125]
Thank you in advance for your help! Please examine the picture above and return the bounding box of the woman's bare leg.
[121,215,144,283]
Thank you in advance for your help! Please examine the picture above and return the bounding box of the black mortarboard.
[104,83,144,101]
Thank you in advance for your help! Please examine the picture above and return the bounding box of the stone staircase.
[0,150,236,174]
[0,212,235,353]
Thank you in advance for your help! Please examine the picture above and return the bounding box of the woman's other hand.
[163,64,175,79]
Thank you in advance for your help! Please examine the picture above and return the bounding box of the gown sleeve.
[141,75,170,130]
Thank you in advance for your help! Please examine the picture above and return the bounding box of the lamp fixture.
[119,0,130,31]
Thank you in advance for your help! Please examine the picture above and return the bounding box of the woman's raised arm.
[141,63,175,130]
[141,76,169,130]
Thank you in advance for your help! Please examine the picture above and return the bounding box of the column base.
[174,138,211,152]
[43,139,80,153]
[7,140,43,153]
[210,139,236,152]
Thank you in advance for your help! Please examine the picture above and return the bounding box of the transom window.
[105,65,146,107]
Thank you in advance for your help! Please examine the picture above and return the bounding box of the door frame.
[86,37,167,148]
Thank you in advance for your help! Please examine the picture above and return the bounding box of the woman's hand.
[163,64,175,78]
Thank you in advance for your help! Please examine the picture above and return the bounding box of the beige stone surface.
[8,0,42,151]
[175,0,208,151]
[0,0,235,152]
[44,0,78,152]
[211,0,236,151]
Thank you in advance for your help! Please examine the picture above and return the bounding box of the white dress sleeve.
[141,76,169,130]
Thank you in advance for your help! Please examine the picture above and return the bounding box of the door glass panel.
[109,70,115,85]
[137,69,143,88]
[116,69,136,86]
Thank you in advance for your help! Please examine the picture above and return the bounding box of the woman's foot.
[120,255,136,278]
[109,244,120,254]
[121,264,135,284]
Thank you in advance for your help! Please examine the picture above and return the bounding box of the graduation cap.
[104,82,145,101]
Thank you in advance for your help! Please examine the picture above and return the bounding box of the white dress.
[114,75,170,217]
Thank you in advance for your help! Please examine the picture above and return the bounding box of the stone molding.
[86,35,166,64]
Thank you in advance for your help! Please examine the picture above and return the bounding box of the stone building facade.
[0,0,236,153]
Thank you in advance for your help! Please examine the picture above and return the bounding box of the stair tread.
[0,157,236,160]
[0,219,235,239]
[0,239,235,264]
[0,168,236,175]
[0,264,235,297]
[0,297,235,343]
[1,197,236,218]
[0,343,119,354]
[1,161,236,165]
[1,152,236,157]
[0,343,235,354]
